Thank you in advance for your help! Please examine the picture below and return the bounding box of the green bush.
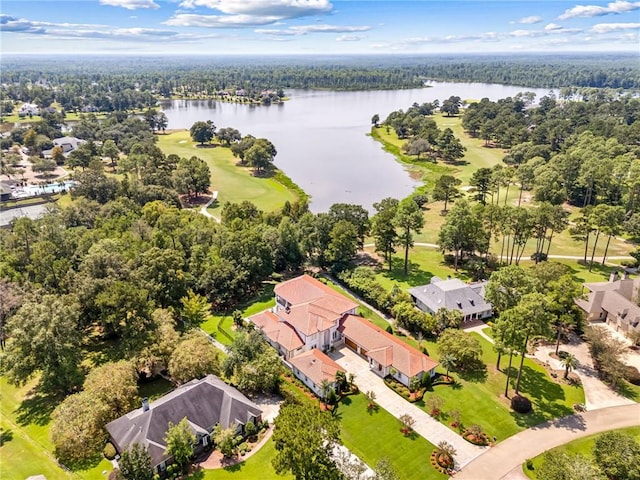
[103,442,117,460]
[511,395,532,414]
[623,365,640,385]
[525,459,534,470]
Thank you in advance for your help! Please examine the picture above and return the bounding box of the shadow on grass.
[0,428,13,445]
[456,361,488,383]
[378,257,436,287]
[15,386,63,427]
[617,381,639,402]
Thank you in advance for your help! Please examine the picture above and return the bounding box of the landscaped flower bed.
[463,430,490,446]
[384,376,426,402]
[431,374,455,386]
[429,450,454,474]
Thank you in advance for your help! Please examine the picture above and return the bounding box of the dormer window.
[456,301,462,308]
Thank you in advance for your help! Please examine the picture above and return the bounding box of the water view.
[162,82,551,211]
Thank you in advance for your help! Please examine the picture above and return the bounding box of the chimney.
[142,397,149,412]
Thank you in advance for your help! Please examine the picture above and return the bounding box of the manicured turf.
[157,131,298,215]
[200,282,277,345]
[0,377,112,480]
[410,333,585,441]
[523,426,640,479]
[199,438,292,480]
[338,393,447,480]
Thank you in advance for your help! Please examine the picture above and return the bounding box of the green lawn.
[157,131,299,215]
[409,334,585,441]
[338,393,447,480]
[523,426,640,479]
[200,282,277,345]
[0,377,112,480]
[197,439,291,480]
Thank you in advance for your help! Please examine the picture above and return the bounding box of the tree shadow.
[617,381,639,401]
[456,361,488,383]
[518,365,566,403]
[15,385,63,427]
[378,257,435,287]
[0,428,13,446]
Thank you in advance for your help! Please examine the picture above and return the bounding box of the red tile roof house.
[249,275,438,389]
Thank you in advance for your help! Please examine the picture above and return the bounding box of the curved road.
[453,404,640,480]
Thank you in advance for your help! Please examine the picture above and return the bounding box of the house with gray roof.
[576,271,640,338]
[106,375,262,472]
[409,276,492,322]
[42,137,86,159]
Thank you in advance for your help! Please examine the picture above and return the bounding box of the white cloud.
[166,14,280,27]
[255,24,370,36]
[179,0,332,17]
[336,34,363,42]
[558,1,640,20]
[100,0,160,10]
[515,15,543,24]
[590,22,640,32]
[0,14,218,42]
[168,0,333,28]
[544,23,563,31]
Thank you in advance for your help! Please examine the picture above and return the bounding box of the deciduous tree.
[190,120,215,145]
[164,417,196,473]
[168,334,220,385]
[272,401,342,480]
[393,197,424,275]
[116,443,154,480]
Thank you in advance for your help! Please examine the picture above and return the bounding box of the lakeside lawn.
[0,377,111,480]
[157,131,299,216]
[367,246,622,296]
[523,426,640,479]
[338,393,447,480]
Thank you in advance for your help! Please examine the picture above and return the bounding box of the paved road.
[453,404,640,480]
[330,346,487,469]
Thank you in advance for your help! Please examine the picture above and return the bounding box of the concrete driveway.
[330,346,486,469]
[454,403,640,480]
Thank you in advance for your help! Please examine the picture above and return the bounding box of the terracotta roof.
[274,275,358,313]
[289,349,345,386]
[339,314,438,378]
[251,311,304,352]
[273,275,358,336]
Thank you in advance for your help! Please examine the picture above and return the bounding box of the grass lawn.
[200,282,277,345]
[0,377,111,480]
[197,438,291,480]
[337,393,447,480]
[523,426,640,479]
[157,131,299,215]
[411,334,584,441]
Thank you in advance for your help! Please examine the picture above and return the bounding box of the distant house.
[106,375,262,473]
[249,275,438,388]
[289,349,346,397]
[18,103,39,117]
[576,271,640,338]
[42,136,86,159]
[409,276,492,322]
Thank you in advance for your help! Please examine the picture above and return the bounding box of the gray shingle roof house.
[106,375,262,472]
[409,276,492,322]
[575,271,640,338]
[42,137,86,159]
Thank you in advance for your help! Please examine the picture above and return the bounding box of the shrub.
[245,421,257,438]
[623,365,640,385]
[386,324,394,334]
[525,458,534,470]
[557,350,569,359]
[511,395,532,413]
[103,443,117,460]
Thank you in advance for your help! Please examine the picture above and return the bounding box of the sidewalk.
[330,346,486,469]
[454,404,640,480]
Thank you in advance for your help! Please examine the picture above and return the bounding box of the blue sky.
[1,0,639,54]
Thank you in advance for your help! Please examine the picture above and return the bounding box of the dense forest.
[1,54,638,113]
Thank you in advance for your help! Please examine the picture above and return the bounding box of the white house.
[250,275,438,388]
[288,349,345,397]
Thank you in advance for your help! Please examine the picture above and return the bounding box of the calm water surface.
[162,82,552,212]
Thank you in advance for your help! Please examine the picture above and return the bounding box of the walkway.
[199,191,220,222]
[453,403,640,480]
[330,346,486,468]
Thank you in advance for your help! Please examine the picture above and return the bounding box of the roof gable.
[289,349,345,386]
[106,375,262,467]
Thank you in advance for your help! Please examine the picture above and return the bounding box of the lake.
[162,82,552,212]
